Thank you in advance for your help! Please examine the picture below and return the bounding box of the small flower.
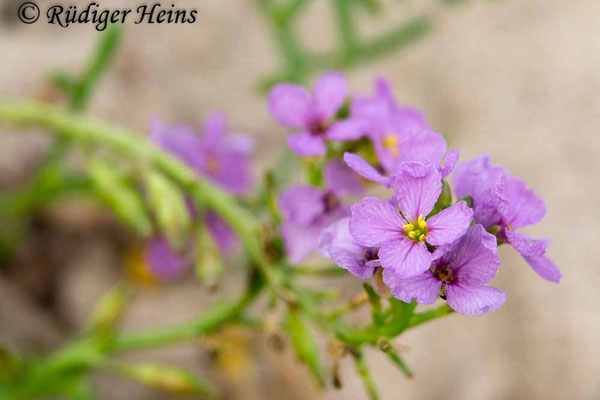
[146,112,254,278]
[279,160,363,263]
[318,217,379,279]
[383,224,506,316]
[453,155,561,283]
[349,162,473,278]
[151,111,254,195]
[349,77,458,179]
[145,237,190,280]
[268,71,366,157]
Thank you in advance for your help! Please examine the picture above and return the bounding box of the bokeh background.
[1,0,598,399]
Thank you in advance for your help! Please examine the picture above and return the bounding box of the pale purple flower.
[349,162,473,278]
[349,77,458,179]
[453,154,561,283]
[145,237,190,280]
[268,71,366,157]
[383,224,506,316]
[318,217,379,279]
[146,112,254,278]
[279,160,363,263]
[151,111,254,195]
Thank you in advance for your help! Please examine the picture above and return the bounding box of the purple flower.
[268,71,366,157]
[349,77,458,179]
[383,224,506,316]
[453,154,561,283]
[145,237,190,280]
[146,112,254,278]
[151,111,254,195]
[318,217,379,279]
[349,162,473,278]
[279,160,363,263]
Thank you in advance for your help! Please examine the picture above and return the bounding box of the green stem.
[406,303,453,330]
[0,100,276,283]
[352,347,380,400]
[114,274,263,351]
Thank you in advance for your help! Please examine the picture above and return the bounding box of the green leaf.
[86,158,152,237]
[381,299,417,337]
[284,309,325,386]
[194,224,224,288]
[112,362,217,397]
[86,285,129,336]
[144,170,191,252]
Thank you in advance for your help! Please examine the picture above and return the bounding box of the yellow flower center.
[383,134,400,157]
[402,214,427,243]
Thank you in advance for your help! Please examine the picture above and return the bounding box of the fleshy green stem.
[114,273,264,351]
[352,347,380,400]
[406,303,454,329]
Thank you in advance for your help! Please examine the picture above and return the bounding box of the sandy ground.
[1,0,599,399]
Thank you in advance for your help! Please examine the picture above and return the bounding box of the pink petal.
[278,184,325,225]
[324,159,364,196]
[349,197,405,247]
[312,71,348,120]
[390,162,442,222]
[426,201,473,246]
[439,148,459,178]
[445,284,506,316]
[447,224,500,285]
[383,269,441,304]
[326,119,367,141]
[379,239,432,278]
[505,230,548,258]
[522,254,562,283]
[202,110,228,146]
[268,83,313,128]
[494,175,546,229]
[329,248,376,279]
[286,132,327,156]
[343,153,390,186]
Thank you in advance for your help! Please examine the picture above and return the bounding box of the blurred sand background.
[1,0,599,399]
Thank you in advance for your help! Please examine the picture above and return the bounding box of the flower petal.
[286,132,327,157]
[390,162,442,221]
[329,248,376,279]
[349,197,405,247]
[426,201,473,246]
[202,110,228,146]
[383,269,441,304]
[268,83,313,128]
[396,130,446,168]
[439,148,459,178]
[205,211,239,254]
[326,119,367,141]
[379,239,433,278]
[145,236,189,280]
[444,224,500,285]
[445,284,506,316]
[452,154,508,227]
[504,229,548,257]
[318,217,364,257]
[324,159,364,196]
[313,71,348,120]
[281,220,324,264]
[522,254,562,283]
[494,175,546,229]
[278,184,325,224]
[343,153,390,186]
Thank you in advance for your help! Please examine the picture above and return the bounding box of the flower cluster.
[270,72,560,316]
